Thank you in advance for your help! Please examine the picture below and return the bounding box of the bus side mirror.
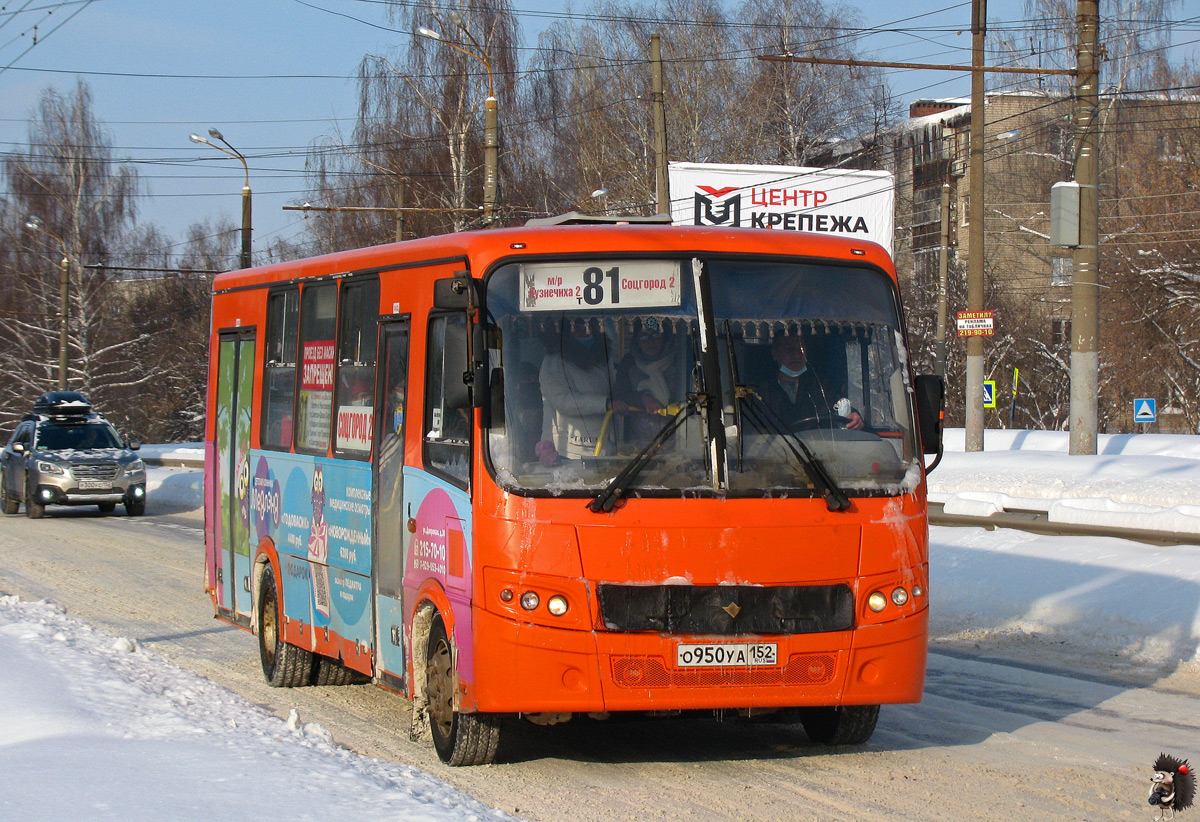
[914,374,945,467]
[434,275,481,310]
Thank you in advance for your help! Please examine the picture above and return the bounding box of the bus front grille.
[597,583,854,635]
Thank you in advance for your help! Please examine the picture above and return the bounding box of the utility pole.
[1069,0,1100,455]
[934,183,952,376]
[651,34,669,215]
[395,179,405,243]
[964,0,987,452]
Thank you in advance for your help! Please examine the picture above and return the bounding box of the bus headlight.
[891,587,909,606]
[520,591,540,611]
[547,595,569,616]
[867,591,888,613]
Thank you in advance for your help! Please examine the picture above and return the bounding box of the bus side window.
[424,313,470,488]
[333,278,380,458]
[295,283,338,454]
[262,288,299,450]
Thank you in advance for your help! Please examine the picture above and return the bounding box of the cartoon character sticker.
[1150,753,1194,820]
[308,465,331,620]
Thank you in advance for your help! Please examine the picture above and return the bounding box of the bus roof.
[212,224,895,293]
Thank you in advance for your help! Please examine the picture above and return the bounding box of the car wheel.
[24,478,45,519]
[1,480,18,515]
[124,497,145,516]
[98,502,116,513]
[257,563,312,688]
[426,613,501,765]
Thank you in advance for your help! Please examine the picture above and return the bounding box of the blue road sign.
[983,381,996,408]
[1133,398,1157,423]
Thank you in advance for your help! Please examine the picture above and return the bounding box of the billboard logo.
[694,185,741,226]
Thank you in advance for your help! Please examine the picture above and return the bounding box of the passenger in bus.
[613,317,682,446]
[535,318,615,465]
[757,333,864,430]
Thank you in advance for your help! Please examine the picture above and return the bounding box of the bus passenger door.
[212,329,256,623]
[372,319,410,687]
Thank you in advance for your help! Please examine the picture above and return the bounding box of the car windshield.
[484,256,918,498]
[35,422,124,451]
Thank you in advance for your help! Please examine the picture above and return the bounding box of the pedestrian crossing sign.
[983,381,996,408]
[1133,398,1157,423]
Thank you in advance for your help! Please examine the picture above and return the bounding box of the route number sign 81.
[520,260,682,311]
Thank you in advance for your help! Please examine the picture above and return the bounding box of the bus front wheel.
[426,614,500,766]
[257,564,312,688]
[799,704,879,746]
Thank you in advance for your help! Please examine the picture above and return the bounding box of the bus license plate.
[676,642,777,668]
[79,480,112,490]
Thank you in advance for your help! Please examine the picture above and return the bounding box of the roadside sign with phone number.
[520,260,682,311]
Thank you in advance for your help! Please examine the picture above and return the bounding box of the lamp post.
[418,21,497,225]
[24,216,70,390]
[190,128,252,269]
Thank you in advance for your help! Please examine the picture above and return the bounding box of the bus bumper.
[470,607,927,714]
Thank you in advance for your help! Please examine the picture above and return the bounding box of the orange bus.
[204,218,944,765]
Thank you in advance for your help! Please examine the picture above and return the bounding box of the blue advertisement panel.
[248,450,373,647]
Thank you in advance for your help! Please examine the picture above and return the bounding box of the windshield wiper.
[737,387,851,512]
[587,396,700,514]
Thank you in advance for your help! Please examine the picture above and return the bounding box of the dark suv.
[1,392,146,518]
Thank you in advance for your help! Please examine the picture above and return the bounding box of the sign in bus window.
[520,260,682,311]
[296,283,337,453]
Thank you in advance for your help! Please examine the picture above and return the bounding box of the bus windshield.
[485,257,918,498]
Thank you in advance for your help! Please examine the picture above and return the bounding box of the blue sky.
[0,0,1080,262]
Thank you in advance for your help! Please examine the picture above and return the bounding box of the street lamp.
[418,20,498,225]
[190,128,253,269]
[24,215,70,390]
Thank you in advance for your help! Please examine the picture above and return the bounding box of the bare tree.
[0,81,143,424]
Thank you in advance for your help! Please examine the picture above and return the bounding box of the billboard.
[668,162,895,255]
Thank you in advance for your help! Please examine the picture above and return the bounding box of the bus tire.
[311,655,365,686]
[426,614,500,766]
[800,704,879,746]
[257,564,312,688]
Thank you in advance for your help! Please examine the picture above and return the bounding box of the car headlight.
[126,459,145,473]
[36,460,65,475]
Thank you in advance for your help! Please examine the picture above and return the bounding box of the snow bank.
[0,595,515,822]
[931,429,1200,534]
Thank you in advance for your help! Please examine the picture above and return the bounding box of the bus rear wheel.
[311,655,366,686]
[426,614,500,766]
[257,564,312,688]
[800,704,879,746]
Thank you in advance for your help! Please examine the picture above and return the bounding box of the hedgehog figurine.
[1150,753,1195,820]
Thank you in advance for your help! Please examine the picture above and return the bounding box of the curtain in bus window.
[296,283,337,453]
[334,279,380,456]
[262,289,298,450]
[424,313,470,488]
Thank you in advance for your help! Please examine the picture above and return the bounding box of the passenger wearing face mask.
[535,318,615,465]
[756,333,865,431]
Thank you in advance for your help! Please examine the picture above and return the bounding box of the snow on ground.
[930,429,1200,533]
[2,430,1199,818]
[0,595,515,822]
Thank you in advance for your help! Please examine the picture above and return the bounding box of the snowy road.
[0,499,1196,820]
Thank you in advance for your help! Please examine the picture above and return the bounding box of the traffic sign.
[983,381,997,408]
[1133,398,1157,423]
